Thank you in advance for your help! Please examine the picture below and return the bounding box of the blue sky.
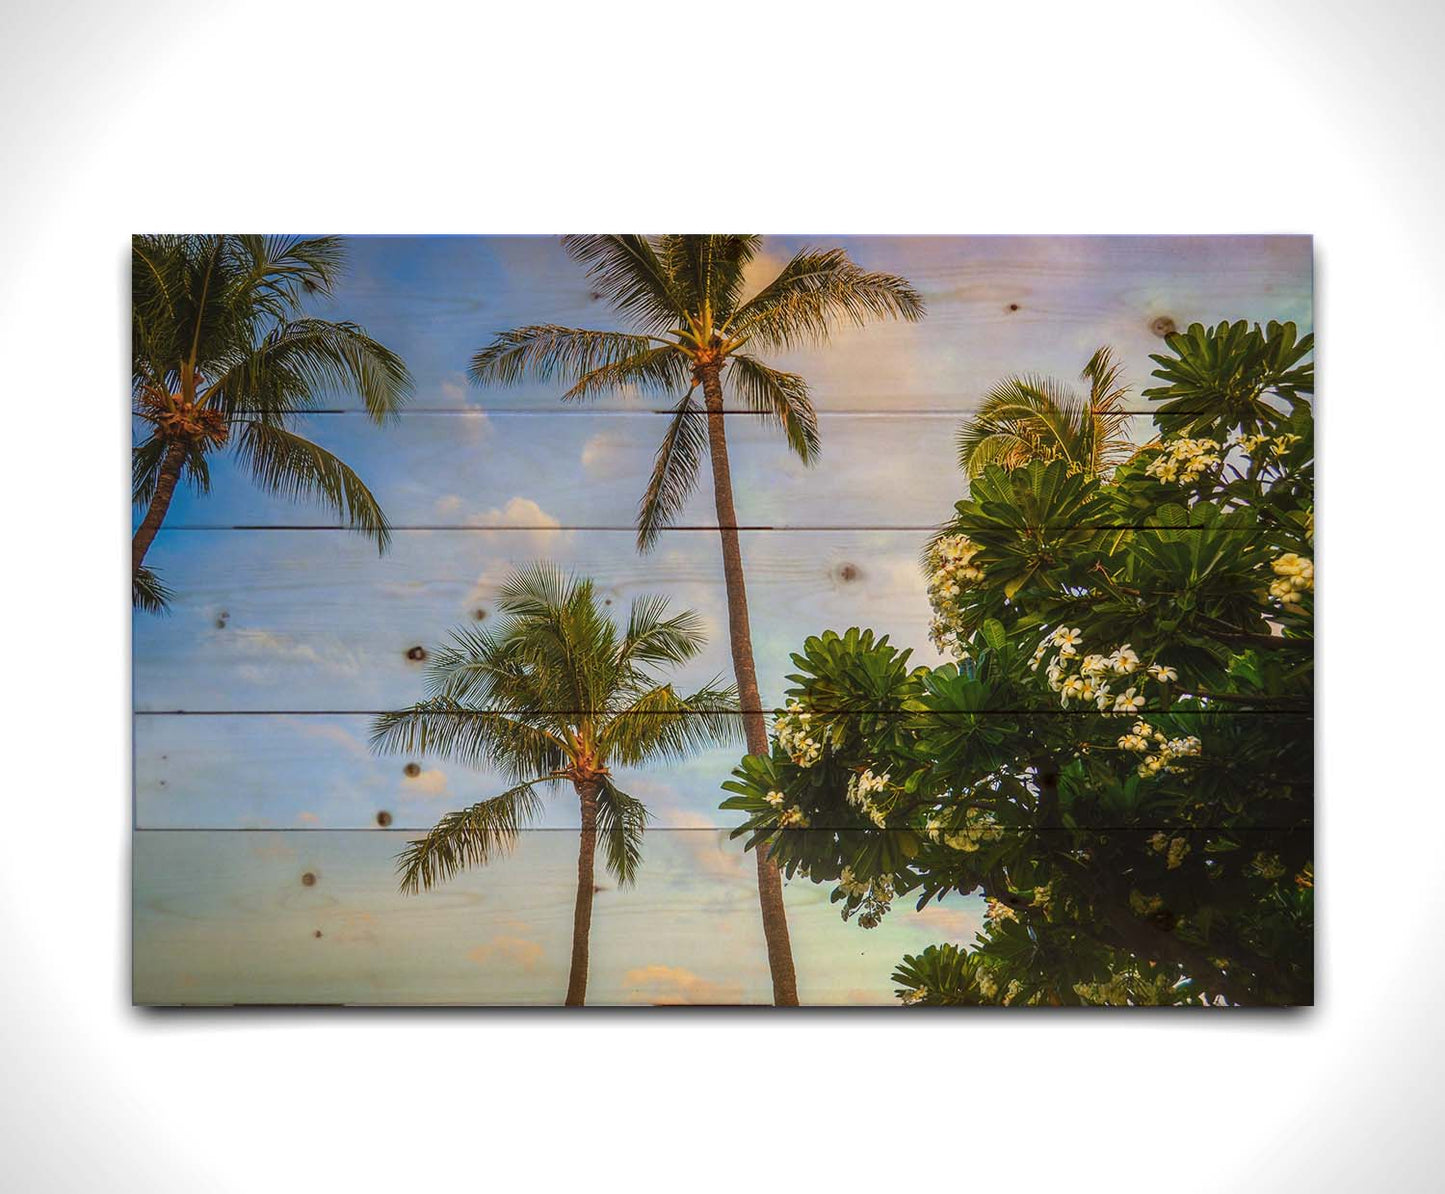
[133,234,1313,1004]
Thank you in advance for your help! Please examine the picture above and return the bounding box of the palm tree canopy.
[370,565,740,893]
[469,235,925,547]
[132,234,413,551]
[956,347,1137,479]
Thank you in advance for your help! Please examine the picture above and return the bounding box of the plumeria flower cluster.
[1118,720,1202,778]
[773,701,822,767]
[763,787,811,828]
[984,897,1018,924]
[845,768,892,828]
[1145,436,1225,484]
[925,807,1004,853]
[1266,552,1314,609]
[925,534,985,659]
[1238,431,1303,460]
[1032,627,1171,713]
[1149,831,1192,870]
[838,867,895,929]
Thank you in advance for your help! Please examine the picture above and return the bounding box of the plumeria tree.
[722,321,1314,1006]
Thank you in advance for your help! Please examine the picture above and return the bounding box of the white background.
[1,0,1439,1189]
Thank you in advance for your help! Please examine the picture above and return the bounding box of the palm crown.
[371,565,740,895]
[470,235,925,547]
[132,234,412,609]
[956,347,1137,478]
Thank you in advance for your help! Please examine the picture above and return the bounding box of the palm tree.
[371,565,739,1006]
[131,234,412,610]
[468,236,924,1004]
[956,347,1136,478]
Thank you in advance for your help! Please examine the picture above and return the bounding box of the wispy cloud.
[622,964,744,1005]
[468,936,545,973]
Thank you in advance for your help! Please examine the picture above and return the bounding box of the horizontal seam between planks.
[133,708,1314,717]
[131,825,1314,833]
[131,407,1239,417]
[148,524,1304,532]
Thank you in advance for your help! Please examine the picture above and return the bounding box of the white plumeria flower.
[1112,687,1145,714]
[1148,663,1178,683]
[1052,626,1083,650]
[1109,645,1140,675]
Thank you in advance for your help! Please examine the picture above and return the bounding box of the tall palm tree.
[371,565,739,1006]
[469,236,924,1004]
[956,347,1136,478]
[131,234,412,611]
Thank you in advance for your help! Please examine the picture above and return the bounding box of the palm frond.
[369,697,568,782]
[637,388,707,552]
[231,235,346,320]
[726,247,924,351]
[561,236,685,332]
[132,434,211,505]
[132,565,172,614]
[598,682,742,767]
[594,778,649,887]
[396,780,552,894]
[726,354,819,463]
[659,234,762,326]
[957,352,1139,478]
[204,318,412,422]
[232,420,391,551]
[494,564,619,714]
[958,377,1084,475]
[618,593,707,670]
[469,325,663,389]
[561,344,689,403]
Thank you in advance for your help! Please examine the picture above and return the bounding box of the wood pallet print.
[131,235,1314,1007]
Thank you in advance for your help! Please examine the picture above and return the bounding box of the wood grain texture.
[143,412,1165,532]
[133,526,1283,714]
[304,234,1312,410]
[132,828,980,1005]
[135,711,1312,831]
[133,527,945,711]
[131,235,1314,1006]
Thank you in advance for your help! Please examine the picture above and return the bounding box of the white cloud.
[580,429,630,476]
[466,496,562,530]
[439,373,469,404]
[401,768,449,799]
[222,628,362,677]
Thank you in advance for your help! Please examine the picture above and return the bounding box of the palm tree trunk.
[565,778,600,1006]
[132,439,187,578]
[700,365,800,1006]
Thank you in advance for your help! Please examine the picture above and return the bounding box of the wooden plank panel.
[146,412,1154,532]
[135,712,1312,831]
[133,526,1288,713]
[307,234,1312,410]
[132,828,985,1005]
[133,528,945,712]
